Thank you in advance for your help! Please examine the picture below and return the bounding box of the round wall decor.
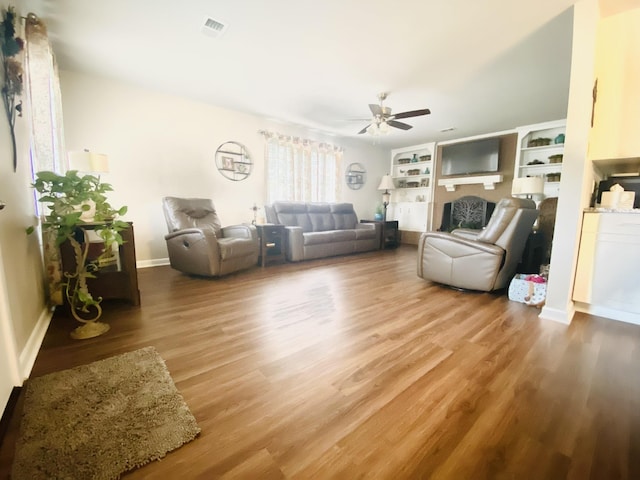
[215,141,252,181]
[345,162,366,190]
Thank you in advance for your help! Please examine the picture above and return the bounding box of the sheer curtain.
[263,131,343,204]
[24,13,66,305]
[24,13,66,174]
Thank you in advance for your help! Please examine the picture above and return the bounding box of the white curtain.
[24,13,66,174]
[263,131,343,204]
[24,13,66,305]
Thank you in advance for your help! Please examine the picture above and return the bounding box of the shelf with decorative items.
[345,162,366,190]
[215,141,252,181]
[387,142,436,234]
[514,119,566,198]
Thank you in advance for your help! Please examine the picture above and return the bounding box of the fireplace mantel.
[437,174,504,192]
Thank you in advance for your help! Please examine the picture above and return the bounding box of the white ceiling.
[21,0,579,148]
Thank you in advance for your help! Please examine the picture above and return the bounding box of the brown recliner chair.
[162,197,259,277]
[417,197,538,291]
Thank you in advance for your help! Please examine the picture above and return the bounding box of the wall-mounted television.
[441,137,500,176]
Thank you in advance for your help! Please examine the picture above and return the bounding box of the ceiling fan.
[357,93,431,135]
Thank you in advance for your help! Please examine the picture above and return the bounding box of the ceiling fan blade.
[387,120,413,130]
[393,108,431,119]
[357,125,371,134]
[369,104,383,116]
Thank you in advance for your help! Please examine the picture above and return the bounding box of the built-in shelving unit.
[387,142,436,232]
[514,120,566,198]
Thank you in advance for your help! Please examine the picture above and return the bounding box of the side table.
[255,224,286,267]
[360,220,399,249]
[59,222,141,306]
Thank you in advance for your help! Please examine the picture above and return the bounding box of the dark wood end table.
[360,220,399,249]
[255,224,286,267]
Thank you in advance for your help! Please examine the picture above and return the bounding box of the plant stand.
[70,321,110,340]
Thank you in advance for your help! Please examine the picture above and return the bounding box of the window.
[263,132,343,204]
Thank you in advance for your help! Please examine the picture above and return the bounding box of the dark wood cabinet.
[360,220,399,249]
[59,222,141,306]
[255,224,286,267]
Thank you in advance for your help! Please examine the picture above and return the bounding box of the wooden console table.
[59,222,141,306]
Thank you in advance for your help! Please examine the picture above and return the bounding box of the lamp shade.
[68,150,109,173]
[512,176,543,196]
[378,174,395,191]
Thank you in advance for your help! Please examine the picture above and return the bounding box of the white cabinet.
[589,8,640,161]
[389,142,436,232]
[573,212,640,325]
[514,120,566,198]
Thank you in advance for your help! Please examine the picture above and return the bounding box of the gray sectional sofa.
[264,202,381,262]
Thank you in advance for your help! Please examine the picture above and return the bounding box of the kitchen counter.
[573,211,640,325]
[584,207,640,213]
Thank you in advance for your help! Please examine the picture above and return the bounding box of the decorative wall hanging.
[1,6,24,172]
[345,162,366,190]
[215,141,252,181]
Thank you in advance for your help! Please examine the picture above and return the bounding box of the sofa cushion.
[355,228,377,240]
[304,229,356,246]
[273,202,313,232]
[330,203,358,230]
[218,237,258,260]
[307,203,334,231]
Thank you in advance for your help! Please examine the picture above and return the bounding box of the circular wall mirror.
[215,141,252,181]
[345,162,366,190]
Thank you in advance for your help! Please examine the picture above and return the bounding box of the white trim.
[574,302,640,326]
[437,174,503,192]
[18,307,54,381]
[539,303,575,325]
[137,258,170,269]
[436,129,516,146]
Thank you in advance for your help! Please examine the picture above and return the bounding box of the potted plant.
[28,170,128,339]
[374,203,384,221]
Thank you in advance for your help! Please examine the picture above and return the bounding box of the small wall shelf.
[437,174,504,192]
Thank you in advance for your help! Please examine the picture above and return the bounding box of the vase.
[411,154,418,163]
[554,133,565,144]
[374,213,383,221]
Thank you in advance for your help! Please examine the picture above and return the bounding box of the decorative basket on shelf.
[546,173,561,182]
[548,154,563,164]
[528,138,552,147]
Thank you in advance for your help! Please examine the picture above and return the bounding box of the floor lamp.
[378,174,395,221]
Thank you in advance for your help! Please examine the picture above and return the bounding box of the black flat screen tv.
[441,137,500,176]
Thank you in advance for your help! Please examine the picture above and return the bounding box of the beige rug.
[11,346,200,479]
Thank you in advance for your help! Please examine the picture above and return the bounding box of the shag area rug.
[11,346,201,480]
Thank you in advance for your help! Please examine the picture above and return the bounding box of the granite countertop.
[585,207,640,213]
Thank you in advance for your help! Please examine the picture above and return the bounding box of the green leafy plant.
[29,170,128,328]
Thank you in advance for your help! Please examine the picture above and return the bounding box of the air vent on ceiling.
[202,17,227,38]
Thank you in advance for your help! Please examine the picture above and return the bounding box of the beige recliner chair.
[417,197,538,291]
[162,197,259,277]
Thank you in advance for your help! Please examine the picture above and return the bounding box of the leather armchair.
[417,197,538,291]
[162,197,259,277]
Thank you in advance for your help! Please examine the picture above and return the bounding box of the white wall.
[59,70,389,265]
[0,0,52,413]
[539,0,599,324]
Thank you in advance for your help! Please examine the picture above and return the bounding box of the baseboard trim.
[18,306,53,381]
[539,303,575,325]
[574,302,640,326]
[137,258,170,269]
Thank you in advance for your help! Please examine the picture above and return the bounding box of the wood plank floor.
[1,245,639,479]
